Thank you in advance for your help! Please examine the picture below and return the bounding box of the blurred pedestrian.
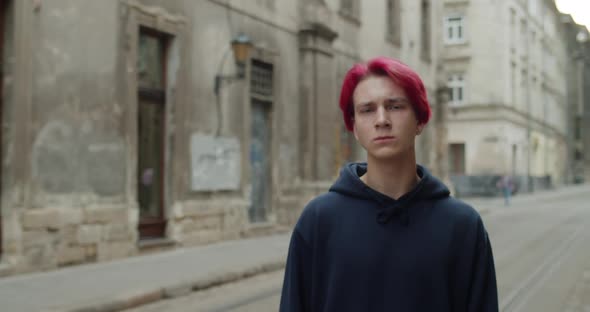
[496,174,514,206]
[280,57,498,312]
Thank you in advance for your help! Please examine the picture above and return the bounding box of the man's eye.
[360,107,373,113]
[386,104,400,110]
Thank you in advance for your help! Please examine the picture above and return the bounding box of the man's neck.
[360,152,420,200]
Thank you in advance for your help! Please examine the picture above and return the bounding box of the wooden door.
[137,27,167,239]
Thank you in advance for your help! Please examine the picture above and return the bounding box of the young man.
[279,57,498,312]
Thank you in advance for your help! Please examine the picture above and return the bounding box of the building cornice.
[448,104,567,140]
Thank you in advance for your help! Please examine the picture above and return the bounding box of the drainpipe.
[525,10,532,193]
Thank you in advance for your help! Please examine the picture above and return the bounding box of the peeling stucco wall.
[1,0,448,276]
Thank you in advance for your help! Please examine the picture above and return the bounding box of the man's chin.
[368,149,403,161]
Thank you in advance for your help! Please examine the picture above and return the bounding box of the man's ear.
[352,120,359,140]
[416,123,425,136]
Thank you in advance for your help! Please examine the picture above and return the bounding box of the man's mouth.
[374,136,396,142]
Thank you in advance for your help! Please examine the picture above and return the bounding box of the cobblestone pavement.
[129,185,590,312]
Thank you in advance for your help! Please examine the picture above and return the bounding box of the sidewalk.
[0,234,290,312]
[461,183,590,213]
[1,183,588,312]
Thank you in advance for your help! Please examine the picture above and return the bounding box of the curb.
[54,259,287,312]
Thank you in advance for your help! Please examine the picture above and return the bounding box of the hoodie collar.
[329,162,450,226]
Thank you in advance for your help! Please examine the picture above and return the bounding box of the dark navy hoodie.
[279,163,498,312]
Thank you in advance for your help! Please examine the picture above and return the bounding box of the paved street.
[127,189,590,312]
[125,270,283,312]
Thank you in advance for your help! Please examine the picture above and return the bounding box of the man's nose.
[375,106,391,128]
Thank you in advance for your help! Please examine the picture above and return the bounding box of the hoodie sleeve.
[452,215,499,312]
[466,227,498,312]
[279,229,313,312]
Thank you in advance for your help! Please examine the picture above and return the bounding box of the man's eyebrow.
[356,101,375,108]
[355,97,409,108]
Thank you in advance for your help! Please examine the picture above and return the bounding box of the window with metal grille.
[340,0,360,21]
[250,60,274,98]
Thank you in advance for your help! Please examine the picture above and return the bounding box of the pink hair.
[338,57,431,131]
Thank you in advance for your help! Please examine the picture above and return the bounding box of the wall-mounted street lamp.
[214,33,253,96]
[577,30,588,45]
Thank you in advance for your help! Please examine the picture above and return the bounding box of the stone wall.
[169,199,248,246]
[12,206,136,275]
[0,0,447,276]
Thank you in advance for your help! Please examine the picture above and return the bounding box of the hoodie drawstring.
[377,205,410,226]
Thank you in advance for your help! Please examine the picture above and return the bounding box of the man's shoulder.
[307,191,349,207]
[295,191,352,230]
[299,192,344,218]
[431,196,483,224]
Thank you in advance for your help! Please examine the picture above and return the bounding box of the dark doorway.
[137,27,168,239]
[249,99,272,222]
[249,60,273,223]
[449,143,466,175]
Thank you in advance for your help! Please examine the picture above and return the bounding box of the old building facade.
[0,0,446,276]
[442,0,579,196]
[561,15,590,185]
[581,31,590,183]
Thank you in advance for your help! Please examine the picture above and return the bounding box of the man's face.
[352,75,425,160]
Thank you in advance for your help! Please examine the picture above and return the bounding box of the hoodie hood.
[329,162,450,225]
